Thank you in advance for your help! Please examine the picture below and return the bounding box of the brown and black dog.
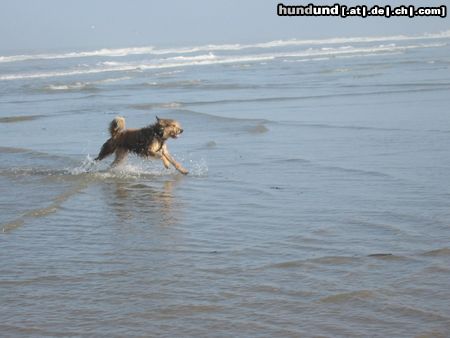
[95,116,188,174]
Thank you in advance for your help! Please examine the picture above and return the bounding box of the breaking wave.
[0,42,445,81]
[1,30,449,64]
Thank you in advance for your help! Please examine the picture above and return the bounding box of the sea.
[1,31,450,337]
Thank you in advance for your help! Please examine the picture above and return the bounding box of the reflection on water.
[109,177,183,227]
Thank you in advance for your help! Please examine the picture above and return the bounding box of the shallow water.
[1,32,450,337]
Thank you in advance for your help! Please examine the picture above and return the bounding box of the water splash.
[187,158,209,177]
[68,155,208,179]
[68,154,98,175]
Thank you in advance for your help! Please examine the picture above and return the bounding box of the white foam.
[68,156,160,178]
[166,52,217,62]
[0,55,274,80]
[68,155,207,178]
[46,82,88,91]
[0,42,445,81]
[100,61,122,66]
[245,30,450,49]
[98,76,132,83]
[276,42,445,59]
[0,65,140,80]
[44,76,131,91]
[1,30,449,64]
[0,46,155,63]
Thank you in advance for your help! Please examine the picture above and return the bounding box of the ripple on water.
[319,290,375,304]
[267,255,360,269]
[422,248,450,257]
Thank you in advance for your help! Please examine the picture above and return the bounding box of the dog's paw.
[178,167,189,175]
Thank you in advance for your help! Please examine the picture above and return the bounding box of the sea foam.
[0,42,444,81]
[0,30,449,64]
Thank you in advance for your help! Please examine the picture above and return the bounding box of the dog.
[95,116,188,174]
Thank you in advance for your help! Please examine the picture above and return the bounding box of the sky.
[0,0,448,53]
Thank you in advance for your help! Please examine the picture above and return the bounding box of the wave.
[165,52,217,62]
[0,66,138,81]
[319,290,375,303]
[0,46,155,63]
[128,83,449,111]
[129,102,183,110]
[422,248,450,257]
[44,82,98,92]
[129,107,273,126]
[38,76,131,92]
[277,42,446,59]
[1,30,449,64]
[247,124,269,134]
[367,253,408,260]
[2,42,445,81]
[0,115,44,123]
[0,146,31,153]
[241,30,450,49]
[0,54,273,81]
[264,255,360,270]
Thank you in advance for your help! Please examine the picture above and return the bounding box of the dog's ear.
[156,116,160,122]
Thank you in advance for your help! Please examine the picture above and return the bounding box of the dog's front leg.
[161,154,171,169]
[144,148,170,169]
[161,146,188,175]
[147,149,170,168]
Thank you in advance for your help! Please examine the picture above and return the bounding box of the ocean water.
[1,31,450,337]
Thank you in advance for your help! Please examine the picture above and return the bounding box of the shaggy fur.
[95,116,188,174]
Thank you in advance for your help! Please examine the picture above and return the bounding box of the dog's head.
[156,116,184,140]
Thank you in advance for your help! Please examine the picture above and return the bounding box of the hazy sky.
[0,0,448,52]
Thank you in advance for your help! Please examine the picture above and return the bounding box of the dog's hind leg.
[111,148,128,167]
[95,138,116,161]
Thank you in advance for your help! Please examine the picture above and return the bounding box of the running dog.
[95,116,188,174]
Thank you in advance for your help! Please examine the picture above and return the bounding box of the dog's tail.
[109,116,126,138]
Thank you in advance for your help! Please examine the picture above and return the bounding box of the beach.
[1,32,450,336]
